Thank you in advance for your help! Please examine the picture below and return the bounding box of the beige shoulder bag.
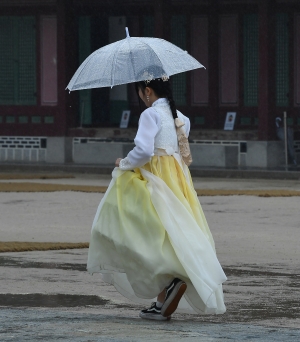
[174,118,192,166]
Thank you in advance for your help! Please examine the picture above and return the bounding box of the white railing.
[294,140,300,153]
[0,136,47,162]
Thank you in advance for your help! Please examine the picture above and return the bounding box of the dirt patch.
[0,173,75,180]
[0,182,300,197]
[0,242,89,253]
[0,182,108,193]
[195,189,300,197]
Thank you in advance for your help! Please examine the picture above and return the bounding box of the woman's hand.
[115,158,122,167]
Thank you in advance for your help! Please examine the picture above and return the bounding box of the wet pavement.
[1,309,300,342]
[1,249,300,341]
[0,294,109,308]
[1,252,300,324]
[0,175,300,341]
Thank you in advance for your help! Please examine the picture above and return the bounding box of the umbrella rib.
[110,39,128,87]
[127,38,138,85]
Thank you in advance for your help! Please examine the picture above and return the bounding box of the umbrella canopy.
[67,28,205,91]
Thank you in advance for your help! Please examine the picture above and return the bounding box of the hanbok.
[87,98,227,314]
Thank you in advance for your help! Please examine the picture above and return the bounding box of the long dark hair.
[135,78,178,119]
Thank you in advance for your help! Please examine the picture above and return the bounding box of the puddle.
[0,257,86,272]
[1,257,299,323]
[223,266,298,279]
[0,294,109,308]
[2,199,34,205]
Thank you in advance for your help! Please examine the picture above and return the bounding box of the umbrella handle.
[125,27,130,38]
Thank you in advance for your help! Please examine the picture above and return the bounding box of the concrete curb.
[189,168,300,180]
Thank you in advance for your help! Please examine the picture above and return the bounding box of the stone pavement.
[0,174,300,341]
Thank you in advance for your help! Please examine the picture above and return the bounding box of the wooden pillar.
[56,0,77,136]
[207,0,219,128]
[258,0,276,140]
[154,0,163,38]
[154,0,170,40]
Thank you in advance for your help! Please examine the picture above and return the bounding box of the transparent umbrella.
[67,28,205,91]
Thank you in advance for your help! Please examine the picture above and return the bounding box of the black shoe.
[139,302,171,321]
[161,278,187,317]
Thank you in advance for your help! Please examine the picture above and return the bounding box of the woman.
[87,74,227,321]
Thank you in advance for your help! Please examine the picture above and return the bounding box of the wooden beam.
[258,0,276,140]
[154,0,164,38]
[56,0,77,135]
[207,0,220,128]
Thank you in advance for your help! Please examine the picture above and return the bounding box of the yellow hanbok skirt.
[87,155,227,314]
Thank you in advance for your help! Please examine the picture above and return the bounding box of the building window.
[0,16,36,106]
[171,15,187,106]
[243,14,258,107]
[276,13,289,107]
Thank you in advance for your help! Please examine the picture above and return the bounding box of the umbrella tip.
[125,27,130,38]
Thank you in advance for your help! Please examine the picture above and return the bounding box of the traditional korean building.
[0,0,299,167]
